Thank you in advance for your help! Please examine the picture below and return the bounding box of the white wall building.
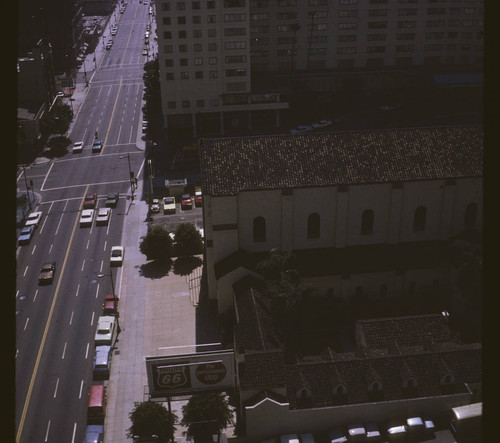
[199,125,482,313]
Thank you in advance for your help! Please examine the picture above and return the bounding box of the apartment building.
[155,0,483,134]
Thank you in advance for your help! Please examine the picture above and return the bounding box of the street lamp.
[97,270,122,336]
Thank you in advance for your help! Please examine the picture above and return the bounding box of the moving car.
[105,193,119,207]
[151,199,160,213]
[83,425,104,443]
[95,208,111,225]
[39,262,56,285]
[25,211,42,228]
[163,196,176,214]
[181,194,193,210]
[93,345,112,379]
[80,209,95,227]
[18,225,35,245]
[94,316,116,345]
[103,294,119,315]
[83,193,97,209]
[110,246,124,266]
[92,140,104,153]
[194,190,203,207]
[72,141,84,153]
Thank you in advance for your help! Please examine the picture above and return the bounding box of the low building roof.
[199,125,482,196]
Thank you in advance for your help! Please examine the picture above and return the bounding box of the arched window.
[464,203,477,229]
[361,209,374,235]
[413,206,426,232]
[253,216,266,242]
[307,213,320,239]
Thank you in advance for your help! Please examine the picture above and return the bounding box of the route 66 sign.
[154,363,190,390]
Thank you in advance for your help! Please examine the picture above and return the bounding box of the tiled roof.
[239,351,286,391]
[199,125,483,196]
[357,314,455,351]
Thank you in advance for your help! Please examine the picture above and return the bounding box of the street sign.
[146,350,235,397]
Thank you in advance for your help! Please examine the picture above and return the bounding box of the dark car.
[83,193,98,209]
[92,140,104,153]
[181,194,193,210]
[194,191,203,208]
[105,192,119,207]
[39,262,56,285]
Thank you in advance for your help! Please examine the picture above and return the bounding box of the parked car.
[25,211,42,228]
[105,193,119,207]
[95,208,111,225]
[311,119,333,129]
[93,345,112,379]
[92,140,104,153]
[163,196,176,214]
[347,424,366,441]
[39,262,56,285]
[142,49,148,56]
[194,190,203,207]
[279,435,299,443]
[80,209,94,227]
[72,141,84,153]
[365,423,382,441]
[289,125,313,134]
[83,193,98,209]
[110,246,124,266]
[110,29,117,36]
[83,425,104,443]
[105,41,112,50]
[94,316,116,345]
[386,421,407,440]
[103,294,119,315]
[142,121,148,133]
[151,199,160,213]
[328,428,347,443]
[181,194,193,210]
[18,225,35,245]
[299,434,315,443]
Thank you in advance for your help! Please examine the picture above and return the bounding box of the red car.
[103,295,120,315]
[83,193,97,209]
[194,191,203,208]
[181,194,193,210]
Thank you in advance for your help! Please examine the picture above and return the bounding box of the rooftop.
[199,125,482,196]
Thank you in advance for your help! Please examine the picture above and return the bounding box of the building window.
[176,2,185,10]
[192,1,200,9]
[194,57,203,65]
[193,43,202,52]
[208,15,216,23]
[368,34,386,41]
[339,10,358,17]
[193,30,202,38]
[164,31,172,39]
[209,57,217,65]
[179,44,188,52]
[163,17,171,25]
[225,55,247,63]
[225,41,246,50]
[165,59,174,67]
[196,99,205,107]
[427,8,446,15]
[195,71,203,79]
[465,203,477,229]
[193,15,201,24]
[180,58,188,66]
[413,206,426,232]
[209,98,219,106]
[398,21,416,28]
[368,21,387,29]
[180,71,189,79]
[337,47,356,54]
[225,14,246,22]
[207,0,215,7]
[224,0,246,6]
[340,0,357,3]
[278,0,297,5]
[226,68,246,76]
[307,213,320,239]
[209,70,218,78]
[162,3,171,11]
[338,22,358,30]
[182,100,190,108]
[369,9,388,17]
[253,217,266,242]
[361,210,374,235]
[167,101,176,109]
[339,35,357,42]
[178,30,187,38]
[276,12,296,20]
[166,73,174,80]
[208,43,217,51]
[398,8,417,16]
[367,46,386,53]
[164,45,173,53]
[397,33,415,40]
[178,16,186,24]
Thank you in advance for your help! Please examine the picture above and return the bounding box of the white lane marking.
[96,283,100,299]
[100,260,104,273]
[38,202,53,234]
[49,244,53,253]
[24,318,29,331]
[79,380,84,399]
[54,200,69,236]
[23,266,29,277]
[85,343,89,359]
[86,239,90,249]
[61,342,67,359]
[81,259,85,272]
[71,422,77,443]
[44,420,51,442]
[106,212,112,235]
[53,378,59,398]
[33,290,38,303]
[42,178,130,192]
[104,240,107,252]
[32,245,36,255]
[69,311,74,325]
[75,284,80,297]
[16,290,19,298]
[91,311,95,326]
[40,162,54,191]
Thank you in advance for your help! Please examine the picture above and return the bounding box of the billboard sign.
[146,350,235,397]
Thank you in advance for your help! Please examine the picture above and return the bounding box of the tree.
[127,401,177,442]
[143,58,161,122]
[40,102,72,138]
[140,225,173,260]
[173,223,203,257]
[180,393,233,442]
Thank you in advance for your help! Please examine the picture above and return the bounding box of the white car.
[72,141,84,153]
[110,29,117,36]
[95,208,111,225]
[25,211,42,228]
[110,246,124,266]
[151,199,160,213]
[289,125,313,134]
[80,209,94,227]
[94,316,116,345]
[163,196,176,214]
[311,119,333,129]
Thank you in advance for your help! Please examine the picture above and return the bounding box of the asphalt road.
[15,3,152,442]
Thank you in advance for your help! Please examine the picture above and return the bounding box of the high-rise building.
[154,0,483,135]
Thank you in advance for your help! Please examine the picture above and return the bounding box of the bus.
[87,384,107,424]
[450,402,482,442]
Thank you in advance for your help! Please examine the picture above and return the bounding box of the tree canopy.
[126,401,177,442]
[140,225,173,260]
[173,223,203,257]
